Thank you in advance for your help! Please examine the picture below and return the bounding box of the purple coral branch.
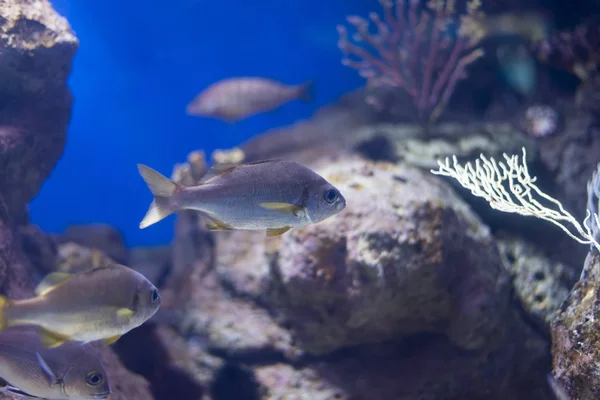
[337,0,483,123]
[429,38,465,111]
[418,7,443,121]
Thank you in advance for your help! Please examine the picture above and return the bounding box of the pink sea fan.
[337,0,485,123]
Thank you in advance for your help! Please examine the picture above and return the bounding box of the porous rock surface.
[262,158,510,354]
[552,249,600,399]
[496,234,577,330]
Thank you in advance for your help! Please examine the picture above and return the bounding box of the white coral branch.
[430,147,600,253]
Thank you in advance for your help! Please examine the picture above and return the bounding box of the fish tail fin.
[297,80,315,103]
[137,164,181,229]
[0,296,12,332]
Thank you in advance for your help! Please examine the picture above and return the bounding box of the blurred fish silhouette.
[137,159,346,237]
[0,264,161,348]
[496,42,538,97]
[476,11,554,43]
[0,328,110,399]
[186,77,315,123]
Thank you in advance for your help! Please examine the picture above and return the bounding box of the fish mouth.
[94,391,111,399]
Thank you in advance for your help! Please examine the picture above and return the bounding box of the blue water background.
[31,0,369,246]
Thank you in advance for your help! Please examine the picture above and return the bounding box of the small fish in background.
[137,159,346,237]
[496,42,538,98]
[0,264,161,348]
[0,327,110,400]
[477,11,554,43]
[186,77,315,123]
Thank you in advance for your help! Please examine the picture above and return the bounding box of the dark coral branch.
[533,20,600,81]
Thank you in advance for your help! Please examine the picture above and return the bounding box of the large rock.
[0,0,78,216]
[212,158,521,354]
[168,153,550,398]
[551,248,600,399]
[0,0,77,298]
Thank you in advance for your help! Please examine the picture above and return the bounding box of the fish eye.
[86,371,103,386]
[324,189,338,204]
[150,288,160,303]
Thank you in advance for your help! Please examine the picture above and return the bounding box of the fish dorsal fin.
[199,164,239,184]
[244,159,286,166]
[199,159,287,184]
[35,352,57,385]
[34,272,73,296]
[86,264,120,274]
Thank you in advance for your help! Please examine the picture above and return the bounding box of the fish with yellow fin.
[137,159,346,237]
[0,327,110,399]
[0,264,161,348]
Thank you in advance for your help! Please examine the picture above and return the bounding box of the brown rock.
[113,324,205,400]
[57,224,129,265]
[0,0,78,217]
[551,249,600,399]
[0,0,77,299]
[94,345,154,400]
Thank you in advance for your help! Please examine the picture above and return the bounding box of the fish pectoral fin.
[34,272,73,296]
[201,212,233,231]
[38,328,70,348]
[203,216,233,231]
[204,221,232,231]
[102,334,123,346]
[266,226,291,237]
[115,308,134,324]
[259,202,303,213]
[35,352,57,386]
[6,386,39,398]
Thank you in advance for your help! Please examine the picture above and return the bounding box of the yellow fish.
[0,264,161,348]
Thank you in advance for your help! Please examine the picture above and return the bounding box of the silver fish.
[186,77,314,123]
[0,328,110,400]
[0,264,161,348]
[137,159,346,237]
